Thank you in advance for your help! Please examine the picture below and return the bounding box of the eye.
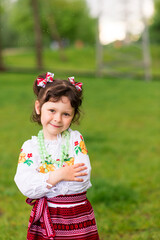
[63,112,70,117]
[49,109,55,113]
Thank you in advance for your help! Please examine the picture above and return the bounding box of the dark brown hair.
[32,73,83,125]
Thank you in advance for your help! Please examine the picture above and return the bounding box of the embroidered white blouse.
[14,129,92,200]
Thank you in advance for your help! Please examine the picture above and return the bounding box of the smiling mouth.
[50,123,62,128]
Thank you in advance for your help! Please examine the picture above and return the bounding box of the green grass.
[0,72,160,239]
[3,47,96,74]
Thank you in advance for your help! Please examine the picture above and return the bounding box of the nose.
[54,113,62,123]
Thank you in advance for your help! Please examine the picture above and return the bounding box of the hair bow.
[37,72,54,88]
[68,76,82,91]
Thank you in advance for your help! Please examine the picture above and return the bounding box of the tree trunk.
[45,1,66,61]
[30,0,43,70]
[47,14,67,61]
[139,0,152,81]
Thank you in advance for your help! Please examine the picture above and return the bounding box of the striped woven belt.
[26,191,87,240]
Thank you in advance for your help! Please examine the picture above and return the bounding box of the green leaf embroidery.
[64,157,72,162]
[75,145,82,155]
[24,159,33,166]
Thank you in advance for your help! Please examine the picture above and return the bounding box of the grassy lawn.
[0,72,160,239]
[3,47,96,75]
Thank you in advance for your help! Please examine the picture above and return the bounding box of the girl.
[14,72,99,240]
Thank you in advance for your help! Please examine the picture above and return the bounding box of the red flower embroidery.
[27,153,32,158]
[74,141,79,146]
[80,135,83,140]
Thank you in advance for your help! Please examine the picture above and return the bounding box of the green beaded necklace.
[37,129,70,170]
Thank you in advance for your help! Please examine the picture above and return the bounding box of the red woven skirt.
[26,192,99,240]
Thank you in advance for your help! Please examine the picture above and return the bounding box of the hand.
[47,163,87,188]
[61,163,88,182]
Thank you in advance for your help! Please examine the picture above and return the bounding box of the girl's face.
[35,96,75,140]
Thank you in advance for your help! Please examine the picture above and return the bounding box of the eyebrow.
[63,110,74,114]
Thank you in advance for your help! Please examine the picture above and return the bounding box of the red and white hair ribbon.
[68,76,82,91]
[37,72,54,88]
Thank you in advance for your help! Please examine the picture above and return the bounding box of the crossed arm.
[47,163,87,188]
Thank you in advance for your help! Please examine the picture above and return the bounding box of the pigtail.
[33,79,40,97]
[32,73,47,125]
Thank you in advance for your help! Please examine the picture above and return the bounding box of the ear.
[35,100,41,115]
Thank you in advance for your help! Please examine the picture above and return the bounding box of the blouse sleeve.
[14,140,51,199]
[67,130,92,193]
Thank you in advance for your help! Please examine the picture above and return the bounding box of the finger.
[75,166,87,172]
[75,172,88,177]
[73,163,85,168]
[74,177,84,182]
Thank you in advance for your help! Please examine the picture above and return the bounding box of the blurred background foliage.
[1,0,96,48]
[0,0,160,78]
[150,0,160,43]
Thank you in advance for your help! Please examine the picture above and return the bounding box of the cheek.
[66,117,73,126]
[40,112,48,124]
[40,116,44,125]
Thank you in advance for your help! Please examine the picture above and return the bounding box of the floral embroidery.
[64,157,74,166]
[74,141,79,146]
[24,154,33,166]
[18,149,33,166]
[80,141,88,154]
[38,157,74,173]
[18,152,26,163]
[80,135,83,140]
[38,162,55,173]
[74,139,88,155]
[27,153,32,158]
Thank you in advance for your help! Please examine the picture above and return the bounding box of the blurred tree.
[44,0,66,61]
[150,0,160,43]
[46,0,95,45]
[9,0,96,48]
[9,0,35,47]
[30,0,43,69]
